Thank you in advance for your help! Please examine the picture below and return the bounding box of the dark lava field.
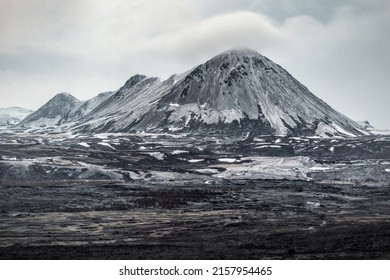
[0,132,389,259]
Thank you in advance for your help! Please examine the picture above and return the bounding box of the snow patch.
[168,127,182,132]
[212,156,313,180]
[98,142,116,150]
[147,152,165,160]
[188,159,204,163]
[331,123,356,137]
[310,167,331,171]
[194,168,220,174]
[1,156,18,161]
[306,201,321,208]
[95,133,109,139]
[171,150,189,155]
[218,158,237,163]
[255,145,281,149]
[78,142,90,148]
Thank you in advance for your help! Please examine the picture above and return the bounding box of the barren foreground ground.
[0,132,389,259]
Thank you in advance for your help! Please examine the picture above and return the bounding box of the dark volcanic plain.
[0,132,389,259]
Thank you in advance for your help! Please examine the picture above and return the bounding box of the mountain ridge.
[14,48,370,137]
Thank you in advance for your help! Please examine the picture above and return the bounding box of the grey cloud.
[0,0,389,128]
[193,0,388,22]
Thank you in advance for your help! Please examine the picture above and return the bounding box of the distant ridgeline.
[12,48,371,137]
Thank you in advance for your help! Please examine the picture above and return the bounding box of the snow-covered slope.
[74,75,172,132]
[76,48,368,136]
[18,93,82,128]
[0,107,33,127]
[71,91,113,121]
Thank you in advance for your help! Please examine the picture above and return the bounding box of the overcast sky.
[0,0,389,128]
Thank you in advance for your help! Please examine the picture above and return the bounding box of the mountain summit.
[18,49,369,137]
[19,93,81,128]
[0,107,33,127]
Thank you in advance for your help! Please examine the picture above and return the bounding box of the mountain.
[0,107,33,127]
[74,75,171,132]
[17,91,113,130]
[75,48,368,137]
[16,48,370,137]
[18,92,82,128]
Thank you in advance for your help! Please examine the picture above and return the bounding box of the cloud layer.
[0,0,389,128]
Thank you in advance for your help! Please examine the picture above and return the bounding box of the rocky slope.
[17,48,369,137]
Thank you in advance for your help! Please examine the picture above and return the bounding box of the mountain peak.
[122,75,148,90]
[45,92,80,108]
[203,48,274,75]
[18,92,81,127]
[53,92,77,100]
[220,47,262,57]
[136,48,366,136]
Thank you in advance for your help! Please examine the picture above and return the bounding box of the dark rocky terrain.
[0,132,389,259]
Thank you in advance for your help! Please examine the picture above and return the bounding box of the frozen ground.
[0,132,389,259]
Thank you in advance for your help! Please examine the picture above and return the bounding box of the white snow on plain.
[171,150,189,155]
[385,169,390,173]
[255,145,282,149]
[306,201,321,208]
[310,167,331,171]
[218,158,237,163]
[211,156,314,180]
[188,159,204,163]
[78,142,90,148]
